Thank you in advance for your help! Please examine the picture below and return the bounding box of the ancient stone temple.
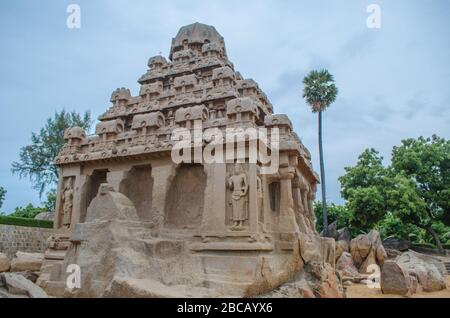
[37,23,338,297]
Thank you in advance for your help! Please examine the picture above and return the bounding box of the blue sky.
[0,0,449,212]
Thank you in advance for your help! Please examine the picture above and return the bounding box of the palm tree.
[302,69,338,230]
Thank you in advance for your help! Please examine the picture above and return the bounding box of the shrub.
[9,203,46,219]
[0,215,53,228]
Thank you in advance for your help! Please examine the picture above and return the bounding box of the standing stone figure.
[62,178,74,229]
[227,163,249,230]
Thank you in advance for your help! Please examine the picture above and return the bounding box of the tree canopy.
[338,135,450,253]
[0,186,6,209]
[302,69,338,112]
[11,110,91,197]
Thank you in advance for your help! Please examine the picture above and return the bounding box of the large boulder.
[350,230,386,273]
[383,237,411,251]
[34,212,54,221]
[308,262,345,298]
[335,240,349,262]
[10,252,44,272]
[396,251,446,292]
[404,250,447,276]
[0,253,10,273]
[336,252,359,278]
[337,227,351,243]
[381,260,417,297]
[320,221,337,239]
[0,273,48,298]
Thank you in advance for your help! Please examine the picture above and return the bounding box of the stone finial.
[170,22,226,61]
[147,55,167,68]
[226,97,259,116]
[264,114,293,130]
[212,66,235,81]
[63,126,86,141]
[131,112,165,130]
[237,79,258,90]
[95,119,124,136]
[139,81,163,96]
[173,74,198,88]
[110,87,131,103]
[175,105,208,124]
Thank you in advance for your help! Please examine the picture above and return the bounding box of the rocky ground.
[346,275,450,298]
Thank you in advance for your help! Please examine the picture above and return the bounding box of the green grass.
[0,215,53,229]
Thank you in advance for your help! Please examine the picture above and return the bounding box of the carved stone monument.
[37,23,339,297]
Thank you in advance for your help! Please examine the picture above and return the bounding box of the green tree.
[12,110,91,197]
[42,190,57,212]
[0,186,6,209]
[313,201,354,234]
[375,212,426,243]
[339,148,388,230]
[302,69,338,229]
[9,203,46,219]
[389,135,450,253]
[339,136,450,254]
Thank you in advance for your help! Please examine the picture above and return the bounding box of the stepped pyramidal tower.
[37,23,338,297]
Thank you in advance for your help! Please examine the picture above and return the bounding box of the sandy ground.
[345,275,450,298]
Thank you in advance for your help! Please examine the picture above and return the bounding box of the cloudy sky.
[0,0,449,212]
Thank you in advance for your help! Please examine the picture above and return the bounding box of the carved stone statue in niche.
[227,163,249,230]
[61,177,74,229]
[256,169,263,222]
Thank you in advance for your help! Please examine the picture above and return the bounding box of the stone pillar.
[71,174,88,228]
[151,160,177,227]
[247,163,258,232]
[278,171,299,235]
[200,163,227,233]
[261,174,271,232]
[53,168,64,230]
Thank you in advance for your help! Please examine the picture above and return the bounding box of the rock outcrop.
[350,230,386,274]
[0,253,10,273]
[396,251,446,292]
[0,273,48,298]
[382,237,411,251]
[381,250,447,296]
[10,252,44,272]
[336,252,359,278]
[380,260,418,297]
[34,212,55,221]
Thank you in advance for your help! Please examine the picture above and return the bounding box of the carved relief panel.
[60,176,75,229]
[226,163,249,230]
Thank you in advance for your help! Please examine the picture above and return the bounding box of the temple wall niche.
[165,163,206,229]
[119,165,153,221]
[268,181,280,214]
[225,163,250,229]
[80,169,108,223]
